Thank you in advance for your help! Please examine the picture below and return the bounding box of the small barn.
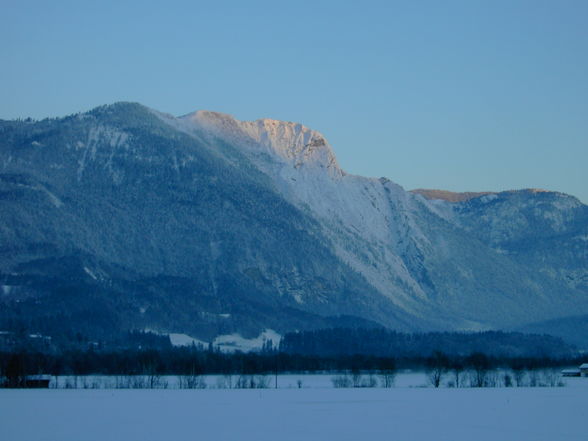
[561,368,581,377]
[580,363,588,378]
[24,375,51,388]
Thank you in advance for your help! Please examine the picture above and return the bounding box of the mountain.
[1,102,587,347]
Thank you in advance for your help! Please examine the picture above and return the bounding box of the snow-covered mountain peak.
[180,110,341,175]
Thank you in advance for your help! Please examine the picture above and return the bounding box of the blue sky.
[1,0,587,202]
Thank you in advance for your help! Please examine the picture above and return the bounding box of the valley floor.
[1,383,587,441]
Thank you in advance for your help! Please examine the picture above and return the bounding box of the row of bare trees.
[53,374,271,389]
[1,347,578,389]
[426,351,564,388]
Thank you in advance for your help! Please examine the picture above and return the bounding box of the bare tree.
[235,375,269,389]
[331,374,352,388]
[179,363,206,389]
[365,374,378,388]
[427,351,449,388]
[467,353,490,388]
[510,362,526,387]
[178,374,207,389]
[5,354,26,388]
[450,359,465,388]
[528,368,539,387]
[378,358,396,388]
[351,371,364,388]
[541,369,563,387]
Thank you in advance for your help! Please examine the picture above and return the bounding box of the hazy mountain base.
[279,328,575,358]
[514,314,588,349]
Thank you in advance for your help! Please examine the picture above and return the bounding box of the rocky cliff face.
[1,102,586,344]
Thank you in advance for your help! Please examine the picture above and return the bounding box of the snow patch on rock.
[83,267,98,280]
[156,109,460,315]
[179,110,342,176]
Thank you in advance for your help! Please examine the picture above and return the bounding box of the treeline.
[279,328,575,358]
[1,327,576,360]
[0,347,396,379]
[0,329,174,353]
[1,345,582,383]
[1,327,584,388]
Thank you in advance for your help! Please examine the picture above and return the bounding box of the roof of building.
[26,375,52,380]
[579,363,588,369]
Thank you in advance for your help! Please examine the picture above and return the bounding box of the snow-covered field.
[2,377,587,441]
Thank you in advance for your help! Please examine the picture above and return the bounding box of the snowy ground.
[2,379,587,441]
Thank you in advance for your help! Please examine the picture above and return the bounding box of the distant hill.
[515,314,588,350]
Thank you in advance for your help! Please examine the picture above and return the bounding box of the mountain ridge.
[411,188,573,203]
[1,102,587,346]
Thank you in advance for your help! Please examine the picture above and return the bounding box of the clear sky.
[1,0,587,203]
